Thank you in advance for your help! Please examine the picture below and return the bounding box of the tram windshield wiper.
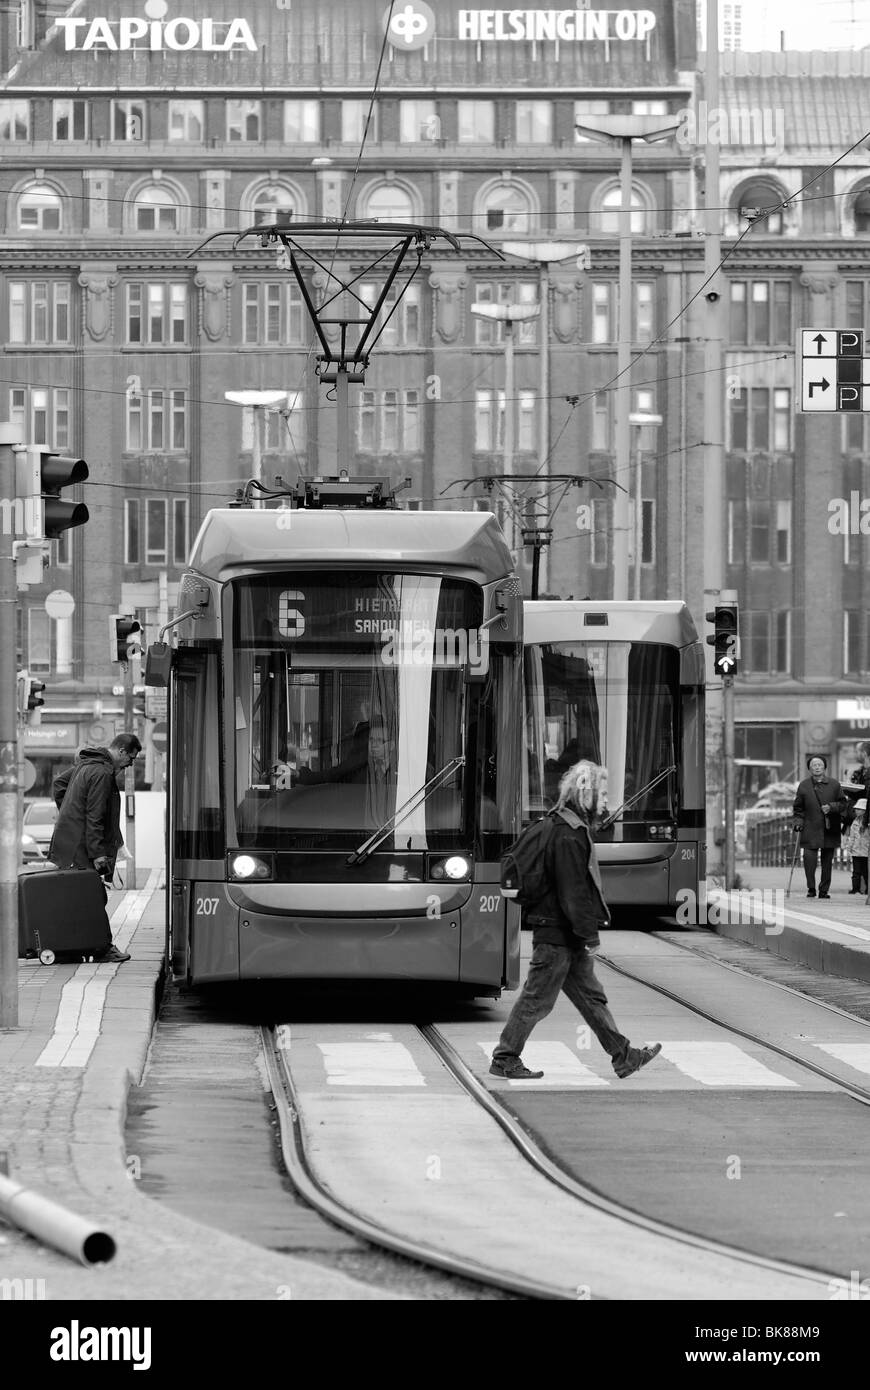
[599,764,677,831]
[346,756,466,866]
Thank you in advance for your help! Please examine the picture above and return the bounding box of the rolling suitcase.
[18,868,112,965]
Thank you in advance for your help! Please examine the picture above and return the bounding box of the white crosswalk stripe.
[317,1042,426,1086]
[480,1041,609,1086]
[658,1041,799,1087]
[814,1043,870,1074]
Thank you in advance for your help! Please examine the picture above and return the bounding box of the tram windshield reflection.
[231,571,484,850]
[523,641,678,835]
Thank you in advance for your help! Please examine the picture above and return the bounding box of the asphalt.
[2,856,869,1303]
[0,870,395,1301]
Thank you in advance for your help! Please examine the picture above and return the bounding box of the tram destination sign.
[798,328,870,412]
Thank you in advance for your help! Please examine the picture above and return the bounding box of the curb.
[714,910,870,985]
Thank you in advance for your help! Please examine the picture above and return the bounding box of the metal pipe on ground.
[0,1173,116,1265]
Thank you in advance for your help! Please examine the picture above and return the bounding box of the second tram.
[154,501,524,993]
[523,600,706,915]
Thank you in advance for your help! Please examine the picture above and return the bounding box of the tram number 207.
[196,897,220,916]
[479,894,501,913]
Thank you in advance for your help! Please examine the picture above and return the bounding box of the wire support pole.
[0,424,21,1028]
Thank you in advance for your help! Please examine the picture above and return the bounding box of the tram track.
[262,1018,838,1301]
[597,934,870,1108]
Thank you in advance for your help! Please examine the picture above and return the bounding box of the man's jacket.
[524,808,610,948]
[48,747,123,870]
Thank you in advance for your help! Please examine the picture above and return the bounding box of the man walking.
[48,733,142,963]
[491,760,662,1081]
[792,754,847,899]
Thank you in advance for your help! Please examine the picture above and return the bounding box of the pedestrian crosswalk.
[308,1033,870,1090]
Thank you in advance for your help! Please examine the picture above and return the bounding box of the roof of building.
[719,50,870,154]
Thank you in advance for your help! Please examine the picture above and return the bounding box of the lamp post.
[470,301,541,554]
[502,241,589,593]
[224,390,288,505]
[628,410,662,600]
[575,114,680,600]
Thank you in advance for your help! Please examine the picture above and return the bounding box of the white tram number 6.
[196,897,220,916]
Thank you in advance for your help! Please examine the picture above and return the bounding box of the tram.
[523,600,706,915]
[150,496,524,993]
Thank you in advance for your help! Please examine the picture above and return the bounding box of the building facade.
[1,0,869,799]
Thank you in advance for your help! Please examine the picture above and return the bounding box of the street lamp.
[575,113,680,601]
[502,240,590,592]
[628,409,662,600]
[470,301,541,553]
[224,389,288,505]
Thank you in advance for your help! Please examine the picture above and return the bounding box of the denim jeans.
[493,941,630,1068]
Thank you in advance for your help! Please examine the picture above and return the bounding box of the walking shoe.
[489,1059,544,1079]
[806,890,816,898]
[101,944,131,963]
[818,894,831,900]
[614,1043,662,1080]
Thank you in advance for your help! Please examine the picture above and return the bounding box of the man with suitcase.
[48,734,142,963]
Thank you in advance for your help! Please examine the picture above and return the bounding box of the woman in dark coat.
[792,755,848,899]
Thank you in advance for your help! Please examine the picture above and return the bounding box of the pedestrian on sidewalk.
[846,800,870,895]
[792,755,849,900]
[48,734,142,963]
[490,759,662,1081]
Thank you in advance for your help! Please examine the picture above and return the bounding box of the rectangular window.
[745,611,769,673]
[0,99,29,140]
[168,100,204,142]
[632,100,669,115]
[515,100,552,143]
[111,100,145,141]
[845,413,864,452]
[574,99,610,141]
[592,283,612,344]
[171,390,186,449]
[773,282,791,343]
[358,390,376,453]
[55,529,71,566]
[592,391,611,450]
[726,498,744,563]
[730,279,790,344]
[399,99,437,143]
[126,390,186,451]
[749,499,770,562]
[125,499,140,564]
[751,387,769,450]
[403,389,420,452]
[730,281,747,343]
[473,389,505,453]
[776,499,791,564]
[173,498,188,566]
[517,391,536,452]
[641,498,655,565]
[474,281,538,345]
[751,281,769,343]
[241,393,304,455]
[8,281,71,345]
[356,390,418,453]
[774,611,790,674]
[53,99,88,141]
[590,498,610,564]
[731,387,788,451]
[241,282,304,346]
[284,100,320,142]
[846,281,866,331]
[634,282,654,343]
[381,390,399,452]
[360,282,421,347]
[9,386,70,447]
[457,100,494,143]
[773,388,791,450]
[145,499,167,564]
[341,100,375,144]
[226,99,261,142]
[126,282,188,345]
[28,608,51,674]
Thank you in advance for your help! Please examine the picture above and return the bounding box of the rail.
[748,812,850,869]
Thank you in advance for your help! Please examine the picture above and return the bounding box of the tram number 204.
[196,897,220,916]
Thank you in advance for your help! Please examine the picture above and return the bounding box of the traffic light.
[16,448,89,540]
[16,668,28,719]
[26,677,45,723]
[110,614,142,664]
[705,602,739,677]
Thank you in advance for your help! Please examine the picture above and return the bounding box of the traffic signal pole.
[124,659,136,887]
[724,674,736,890]
[0,425,21,1029]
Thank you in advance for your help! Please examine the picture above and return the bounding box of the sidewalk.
[0,871,394,1301]
[710,860,870,984]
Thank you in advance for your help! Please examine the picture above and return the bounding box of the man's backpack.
[500,814,558,906]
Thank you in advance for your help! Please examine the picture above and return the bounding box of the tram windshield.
[524,641,678,832]
[231,572,486,850]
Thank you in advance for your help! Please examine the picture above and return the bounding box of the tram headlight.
[228,853,273,881]
[429,854,472,881]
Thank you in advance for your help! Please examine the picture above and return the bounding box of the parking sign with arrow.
[799,328,870,411]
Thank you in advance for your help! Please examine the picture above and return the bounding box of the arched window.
[481,183,533,234]
[362,184,414,221]
[18,184,62,232]
[599,186,647,235]
[134,186,178,232]
[251,185,296,226]
[733,181,785,235]
[855,189,870,235]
